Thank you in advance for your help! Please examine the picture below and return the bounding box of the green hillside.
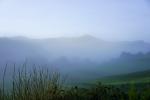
[98,69,150,85]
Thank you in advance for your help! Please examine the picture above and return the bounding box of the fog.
[0,0,150,81]
[0,36,150,82]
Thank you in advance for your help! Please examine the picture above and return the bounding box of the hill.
[99,70,150,85]
[0,35,150,64]
[0,35,150,81]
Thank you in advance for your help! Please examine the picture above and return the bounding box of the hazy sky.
[0,0,150,41]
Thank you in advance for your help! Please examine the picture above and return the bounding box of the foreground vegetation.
[0,64,150,100]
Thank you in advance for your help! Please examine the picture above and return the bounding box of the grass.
[0,64,66,100]
[0,63,150,100]
[97,70,150,85]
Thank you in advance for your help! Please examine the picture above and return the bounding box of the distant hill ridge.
[0,35,150,81]
[0,35,150,63]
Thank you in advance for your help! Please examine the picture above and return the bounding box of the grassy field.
[97,70,150,85]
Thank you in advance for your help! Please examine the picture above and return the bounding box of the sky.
[0,0,150,41]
